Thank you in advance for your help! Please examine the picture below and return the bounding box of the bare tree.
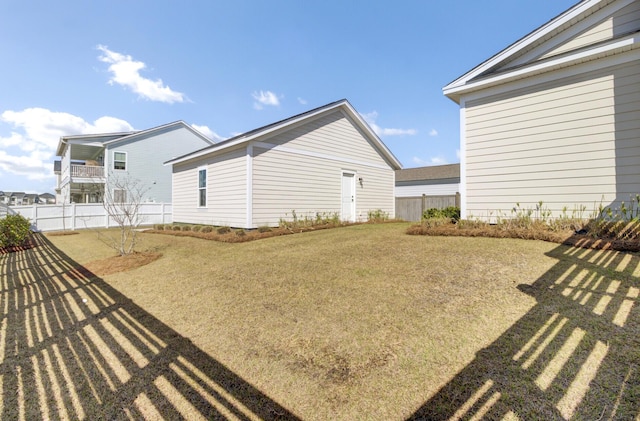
[98,174,151,256]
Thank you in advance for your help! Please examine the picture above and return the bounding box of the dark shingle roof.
[395,164,460,182]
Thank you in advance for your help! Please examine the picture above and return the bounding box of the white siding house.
[443,0,640,220]
[55,121,214,204]
[167,100,402,228]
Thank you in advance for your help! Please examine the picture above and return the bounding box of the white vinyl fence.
[8,203,172,232]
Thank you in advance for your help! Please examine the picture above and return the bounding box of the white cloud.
[297,97,308,105]
[412,156,449,166]
[252,90,280,110]
[191,124,226,142]
[361,111,417,137]
[97,45,187,104]
[429,129,438,137]
[0,107,133,181]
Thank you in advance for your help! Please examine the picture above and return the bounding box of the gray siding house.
[444,0,640,220]
[166,100,402,228]
[55,121,214,204]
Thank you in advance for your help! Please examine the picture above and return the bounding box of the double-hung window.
[113,152,127,170]
[198,168,207,207]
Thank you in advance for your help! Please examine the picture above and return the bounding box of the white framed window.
[114,189,127,203]
[113,151,127,171]
[198,168,207,207]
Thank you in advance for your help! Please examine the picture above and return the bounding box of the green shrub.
[423,206,460,222]
[258,225,272,233]
[172,225,182,231]
[191,225,202,232]
[235,229,246,237]
[200,226,213,233]
[181,225,192,231]
[153,224,165,230]
[367,209,389,222]
[0,214,32,248]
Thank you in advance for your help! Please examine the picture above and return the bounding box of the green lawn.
[2,223,639,420]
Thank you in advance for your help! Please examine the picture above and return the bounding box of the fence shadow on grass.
[0,233,300,420]
[408,237,640,420]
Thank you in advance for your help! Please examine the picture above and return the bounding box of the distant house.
[38,193,56,204]
[166,99,402,228]
[395,164,460,221]
[22,194,39,205]
[55,121,214,204]
[443,0,640,220]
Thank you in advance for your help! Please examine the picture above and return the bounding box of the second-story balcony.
[71,164,105,178]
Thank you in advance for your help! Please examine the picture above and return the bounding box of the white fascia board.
[445,33,639,100]
[444,0,605,93]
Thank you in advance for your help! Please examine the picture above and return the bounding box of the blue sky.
[0,0,578,194]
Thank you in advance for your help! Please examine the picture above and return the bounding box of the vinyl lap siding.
[464,60,640,220]
[395,182,460,198]
[107,126,212,203]
[252,130,395,226]
[540,1,640,60]
[172,148,246,226]
[261,110,391,167]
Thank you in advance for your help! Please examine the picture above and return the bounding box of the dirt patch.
[84,251,162,276]
[46,231,80,237]
[407,224,640,252]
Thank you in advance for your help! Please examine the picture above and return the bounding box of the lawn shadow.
[0,233,300,420]
[408,237,640,420]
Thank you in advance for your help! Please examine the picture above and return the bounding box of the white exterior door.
[341,172,356,222]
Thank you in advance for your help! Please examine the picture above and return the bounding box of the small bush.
[191,225,202,232]
[200,226,213,233]
[421,217,454,228]
[0,214,32,248]
[235,229,246,237]
[153,224,165,230]
[181,225,192,231]
[423,207,460,222]
[258,225,272,233]
[368,209,389,222]
[217,226,231,234]
[172,225,182,231]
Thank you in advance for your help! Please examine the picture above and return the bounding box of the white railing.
[71,165,105,178]
[9,203,172,232]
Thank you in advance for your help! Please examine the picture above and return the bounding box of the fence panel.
[9,203,173,232]
[395,195,457,222]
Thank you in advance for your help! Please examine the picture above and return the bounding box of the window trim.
[113,188,127,204]
[198,167,207,208]
[113,151,127,171]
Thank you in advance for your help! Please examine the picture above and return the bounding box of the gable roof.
[165,99,402,170]
[56,121,214,156]
[443,0,640,103]
[395,164,460,183]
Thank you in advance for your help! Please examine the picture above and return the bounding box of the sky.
[0,0,579,194]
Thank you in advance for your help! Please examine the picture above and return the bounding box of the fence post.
[455,192,461,208]
[32,204,38,230]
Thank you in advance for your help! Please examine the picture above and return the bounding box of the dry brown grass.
[408,222,640,252]
[2,224,639,420]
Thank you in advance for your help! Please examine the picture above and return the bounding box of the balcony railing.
[70,164,105,178]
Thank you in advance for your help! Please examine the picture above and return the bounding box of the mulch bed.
[148,223,355,243]
[407,224,640,252]
[0,235,38,255]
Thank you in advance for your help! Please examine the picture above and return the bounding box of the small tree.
[99,174,150,255]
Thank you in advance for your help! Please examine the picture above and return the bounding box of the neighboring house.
[22,194,39,205]
[38,193,56,204]
[395,164,460,221]
[55,121,214,204]
[10,192,25,206]
[166,99,402,228]
[443,0,640,220]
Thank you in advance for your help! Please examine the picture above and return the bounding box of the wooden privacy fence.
[395,194,460,222]
[8,203,173,232]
